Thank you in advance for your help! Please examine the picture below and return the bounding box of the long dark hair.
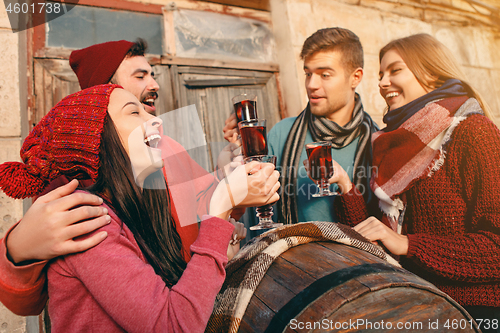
[89,115,186,287]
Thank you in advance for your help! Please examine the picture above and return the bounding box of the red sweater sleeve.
[48,213,233,333]
[406,115,500,282]
[0,222,48,315]
[334,186,370,226]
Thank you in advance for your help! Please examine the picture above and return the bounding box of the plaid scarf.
[205,221,399,333]
[371,90,482,232]
[278,94,378,224]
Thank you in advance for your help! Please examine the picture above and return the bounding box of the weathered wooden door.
[154,64,281,172]
[33,59,80,126]
[33,61,280,174]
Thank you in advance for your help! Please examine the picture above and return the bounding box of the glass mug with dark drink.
[238,119,268,157]
[306,141,337,197]
[244,155,282,230]
[232,93,258,123]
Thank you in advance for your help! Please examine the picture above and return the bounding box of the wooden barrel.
[238,241,479,333]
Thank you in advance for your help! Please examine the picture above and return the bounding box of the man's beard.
[141,91,158,107]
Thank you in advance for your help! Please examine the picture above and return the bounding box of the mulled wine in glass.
[306,141,337,197]
[238,119,268,157]
[232,93,258,123]
[244,155,282,230]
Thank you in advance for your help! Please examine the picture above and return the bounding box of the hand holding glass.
[244,155,282,230]
[306,141,337,197]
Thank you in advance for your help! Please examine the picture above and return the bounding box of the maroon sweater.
[335,114,500,307]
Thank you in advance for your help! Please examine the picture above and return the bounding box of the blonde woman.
[330,34,500,330]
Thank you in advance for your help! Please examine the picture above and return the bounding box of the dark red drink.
[306,144,333,181]
[234,99,257,122]
[240,125,268,157]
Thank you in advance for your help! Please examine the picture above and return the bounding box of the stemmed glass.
[306,141,337,197]
[238,119,281,230]
[243,155,282,230]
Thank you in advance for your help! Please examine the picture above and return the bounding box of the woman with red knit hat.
[0,39,244,317]
[0,84,280,332]
[327,34,500,331]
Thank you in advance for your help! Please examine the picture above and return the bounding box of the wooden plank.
[279,243,354,279]
[291,288,348,330]
[43,66,54,122]
[264,257,316,295]
[34,48,71,59]
[253,273,296,313]
[34,49,162,64]
[319,241,389,266]
[275,71,288,119]
[55,0,164,14]
[263,71,281,127]
[154,65,176,115]
[161,56,278,72]
[170,65,182,110]
[163,8,176,56]
[240,295,277,333]
[177,66,274,77]
[33,59,45,127]
[325,287,476,333]
[333,278,371,301]
[184,77,269,87]
[169,0,271,22]
[357,271,413,291]
[202,0,270,11]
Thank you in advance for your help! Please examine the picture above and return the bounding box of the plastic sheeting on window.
[47,3,163,54]
[173,9,275,63]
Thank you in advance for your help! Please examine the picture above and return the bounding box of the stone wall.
[0,1,27,332]
[272,0,500,126]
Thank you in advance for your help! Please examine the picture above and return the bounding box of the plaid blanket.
[205,221,400,333]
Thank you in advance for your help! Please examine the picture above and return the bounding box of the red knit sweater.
[335,114,500,307]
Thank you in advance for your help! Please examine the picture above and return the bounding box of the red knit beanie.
[70,40,134,90]
[0,84,121,199]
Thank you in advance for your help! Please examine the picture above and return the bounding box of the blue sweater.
[268,117,359,223]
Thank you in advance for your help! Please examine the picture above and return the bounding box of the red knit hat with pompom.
[70,40,134,90]
[0,84,121,199]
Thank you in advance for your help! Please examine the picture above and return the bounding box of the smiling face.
[379,49,431,111]
[304,50,362,126]
[107,88,163,187]
[112,56,159,115]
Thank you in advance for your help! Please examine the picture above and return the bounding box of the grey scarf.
[277,94,378,225]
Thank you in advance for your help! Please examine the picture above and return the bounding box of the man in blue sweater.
[224,28,378,224]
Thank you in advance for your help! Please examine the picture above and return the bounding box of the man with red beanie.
[70,39,159,115]
[0,39,238,316]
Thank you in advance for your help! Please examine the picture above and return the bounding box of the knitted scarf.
[371,80,482,232]
[278,94,378,224]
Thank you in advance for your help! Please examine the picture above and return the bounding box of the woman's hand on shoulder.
[353,216,409,256]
